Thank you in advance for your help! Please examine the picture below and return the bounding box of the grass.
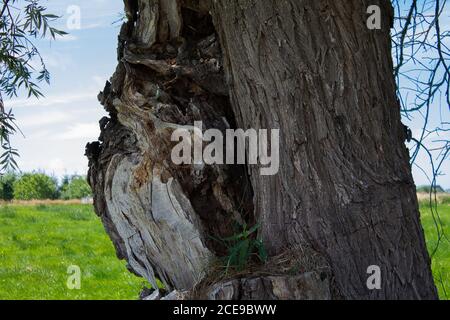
[0,204,147,300]
[0,198,448,300]
[419,196,450,299]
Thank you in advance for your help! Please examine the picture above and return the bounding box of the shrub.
[0,172,17,201]
[60,176,92,200]
[13,173,58,200]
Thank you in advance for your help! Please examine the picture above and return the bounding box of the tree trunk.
[87,0,438,299]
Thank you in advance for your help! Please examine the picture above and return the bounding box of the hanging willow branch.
[0,0,66,173]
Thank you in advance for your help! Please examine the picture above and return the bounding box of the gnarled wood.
[88,0,438,299]
[88,0,253,293]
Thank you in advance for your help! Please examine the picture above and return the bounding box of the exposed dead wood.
[87,0,253,294]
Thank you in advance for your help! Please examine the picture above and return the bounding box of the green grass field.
[0,201,449,300]
[0,204,146,300]
[420,198,450,299]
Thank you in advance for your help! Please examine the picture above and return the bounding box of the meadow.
[0,204,146,300]
[0,198,448,300]
[419,196,450,299]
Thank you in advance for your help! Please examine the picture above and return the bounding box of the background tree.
[87,0,448,299]
[0,171,16,200]
[60,176,92,200]
[417,185,446,194]
[58,174,71,197]
[13,172,58,200]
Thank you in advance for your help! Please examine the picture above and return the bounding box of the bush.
[60,176,92,200]
[0,173,17,201]
[13,173,58,200]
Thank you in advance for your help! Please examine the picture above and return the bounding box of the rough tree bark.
[87,0,438,299]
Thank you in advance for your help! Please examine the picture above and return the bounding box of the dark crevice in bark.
[181,7,215,41]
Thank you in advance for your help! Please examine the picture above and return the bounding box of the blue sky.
[8,0,123,177]
[5,0,449,188]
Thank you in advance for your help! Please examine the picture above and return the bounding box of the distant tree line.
[0,173,92,201]
[416,185,448,194]
[2,172,444,200]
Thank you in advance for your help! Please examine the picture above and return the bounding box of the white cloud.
[19,111,71,128]
[55,34,79,42]
[57,123,99,140]
[49,158,66,173]
[6,91,97,109]
[80,23,104,30]
[92,75,108,89]
[42,51,74,71]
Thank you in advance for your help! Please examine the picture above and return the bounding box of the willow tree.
[87,0,440,299]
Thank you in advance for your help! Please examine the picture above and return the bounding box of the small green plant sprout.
[214,223,268,273]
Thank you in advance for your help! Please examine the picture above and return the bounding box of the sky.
[8,0,123,178]
[5,0,449,188]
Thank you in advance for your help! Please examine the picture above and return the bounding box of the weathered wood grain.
[88,0,437,299]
